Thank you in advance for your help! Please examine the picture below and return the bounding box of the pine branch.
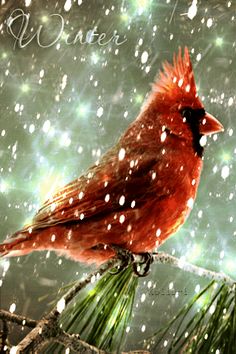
[1,251,235,353]
[11,258,119,353]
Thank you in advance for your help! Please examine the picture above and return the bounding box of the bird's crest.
[153,47,197,100]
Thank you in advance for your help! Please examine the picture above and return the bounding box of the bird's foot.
[110,245,154,277]
[132,252,154,277]
[109,244,135,275]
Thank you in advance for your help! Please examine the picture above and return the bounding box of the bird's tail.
[0,229,33,258]
[45,265,139,353]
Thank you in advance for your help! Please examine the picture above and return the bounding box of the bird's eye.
[181,108,193,121]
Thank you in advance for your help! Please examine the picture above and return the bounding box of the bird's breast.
[129,145,203,253]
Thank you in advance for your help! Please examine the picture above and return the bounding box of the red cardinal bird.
[0,48,223,266]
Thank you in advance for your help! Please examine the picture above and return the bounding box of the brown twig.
[0,309,37,328]
[0,318,9,352]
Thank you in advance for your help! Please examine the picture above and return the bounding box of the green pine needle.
[45,266,138,353]
[147,280,236,353]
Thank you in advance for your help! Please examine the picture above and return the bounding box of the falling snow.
[57,297,66,313]
[141,51,149,64]
[0,0,235,351]
[221,166,230,180]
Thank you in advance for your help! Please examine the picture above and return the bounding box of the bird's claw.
[132,252,154,277]
[109,245,135,275]
[110,245,154,277]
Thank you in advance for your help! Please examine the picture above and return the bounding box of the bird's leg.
[109,244,135,275]
[132,252,154,277]
[109,245,154,277]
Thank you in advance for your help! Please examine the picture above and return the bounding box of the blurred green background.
[0,0,235,351]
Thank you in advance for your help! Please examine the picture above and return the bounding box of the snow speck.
[9,303,16,313]
[64,0,72,11]
[42,120,51,133]
[78,191,84,199]
[187,197,194,209]
[39,69,45,78]
[220,250,225,259]
[141,293,146,302]
[160,131,167,142]
[198,210,203,218]
[25,0,31,6]
[131,200,136,208]
[105,194,110,202]
[97,107,104,117]
[119,214,125,224]
[152,172,156,180]
[91,274,96,283]
[78,146,83,154]
[228,97,234,106]
[187,0,198,20]
[119,195,125,206]
[185,84,191,92]
[3,260,10,272]
[57,297,66,313]
[118,148,126,161]
[213,165,218,174]
[61,74,68,91]
[29,124,35,134]
[164,340,168,347]
[209,304,215,314]
[60,132,71,147]
[50,203,56,212]
[10,347,18,354]
[221,165,230,180]
[141,51,149,64]
[178,78,183,87]
[14,103,20,112]
[156,228,161,237]
[147,281,152,288]
[199,135,207,147]
[192,179,196,185]
[196,53,201,61]
[141,324,146,332]
[206,18,213,28]
[1,129,6,136]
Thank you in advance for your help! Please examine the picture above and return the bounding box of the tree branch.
[0,309,37,328]
[151,252,235,287]
[2,252,235,353]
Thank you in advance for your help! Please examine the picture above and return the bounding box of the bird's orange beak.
[199,112,224,135]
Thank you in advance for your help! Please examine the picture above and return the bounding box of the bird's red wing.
[26,144,161,232]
